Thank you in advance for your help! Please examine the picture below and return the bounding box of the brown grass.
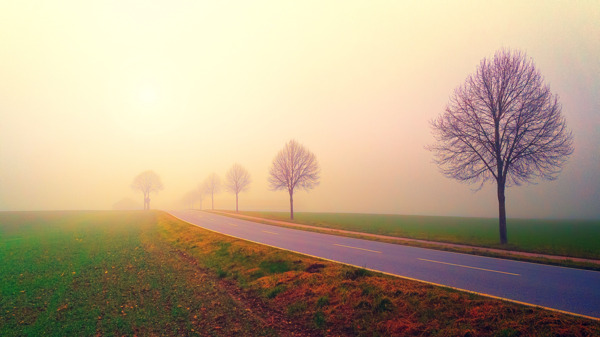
[158,212,600,336]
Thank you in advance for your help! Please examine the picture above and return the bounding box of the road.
[168,210,600,319]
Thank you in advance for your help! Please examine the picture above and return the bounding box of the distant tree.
[203,173,221,210]
[181,190,201,209]
[225,163,252,212]
[428,49,573,244]
[131,170,164,210]
[196,183,207,210]
[268,139,320,219]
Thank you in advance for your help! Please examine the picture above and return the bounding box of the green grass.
[232,211,600,259]
[0,211,275,336]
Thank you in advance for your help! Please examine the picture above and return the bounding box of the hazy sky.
[1,1,598,219]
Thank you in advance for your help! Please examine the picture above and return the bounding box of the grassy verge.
[2,211,599,336]
[158,212,600,335]
[218,211,600,259]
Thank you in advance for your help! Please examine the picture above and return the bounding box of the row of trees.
[184,164,252,212]
[131,49,573,245]
[131,139,321,219]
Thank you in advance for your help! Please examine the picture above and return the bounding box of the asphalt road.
[168,210,600,319]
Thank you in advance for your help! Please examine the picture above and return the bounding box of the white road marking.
[418,258,520,276]
[228,223,238,227]
[333,244,382,254]
[262,230,278,235]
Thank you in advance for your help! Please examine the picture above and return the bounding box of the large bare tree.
[269,139,320,220]
[131,170,164,210]
[428,49,573,244]
[203,173,221,210]
[225,163,251,212]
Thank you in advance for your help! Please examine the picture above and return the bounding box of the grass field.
[0,211,278,336]
[2,211,599,336]
[229,211,600,259]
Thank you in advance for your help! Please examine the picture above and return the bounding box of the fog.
[1,1,598,219]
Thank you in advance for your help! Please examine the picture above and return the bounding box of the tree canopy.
[269,139,320,219]
[131,170,164,210]
[429,49,573,244]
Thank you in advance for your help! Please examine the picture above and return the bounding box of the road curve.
[167,210,600,319]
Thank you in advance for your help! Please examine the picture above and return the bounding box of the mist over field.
[1,1,598,219]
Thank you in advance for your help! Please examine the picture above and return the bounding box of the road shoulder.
[210,210,600,271]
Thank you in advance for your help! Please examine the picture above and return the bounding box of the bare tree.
[428,49,573,244]
[269,139,320,219]
[225,163,252,212]
[203,173,221,210]
[131,170,164,210]
[196,182,207,210]
[181,190,201,209]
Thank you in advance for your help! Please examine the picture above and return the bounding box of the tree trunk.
[235,193,239,213]
[494,117,507,244]
[289,190,294,220]
[497,179,508,244]
[211,192,214,210]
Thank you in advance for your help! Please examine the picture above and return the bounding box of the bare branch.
[268,140,320,194]
[131,170,164,210]
[268,139,320,219]
[202,173,221,210]
[225,163,251,212]
[428,49,573,188]
[225,163,252,195]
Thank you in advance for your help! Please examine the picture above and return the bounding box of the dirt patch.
[174,249,321,336]
[305,263,325,273]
